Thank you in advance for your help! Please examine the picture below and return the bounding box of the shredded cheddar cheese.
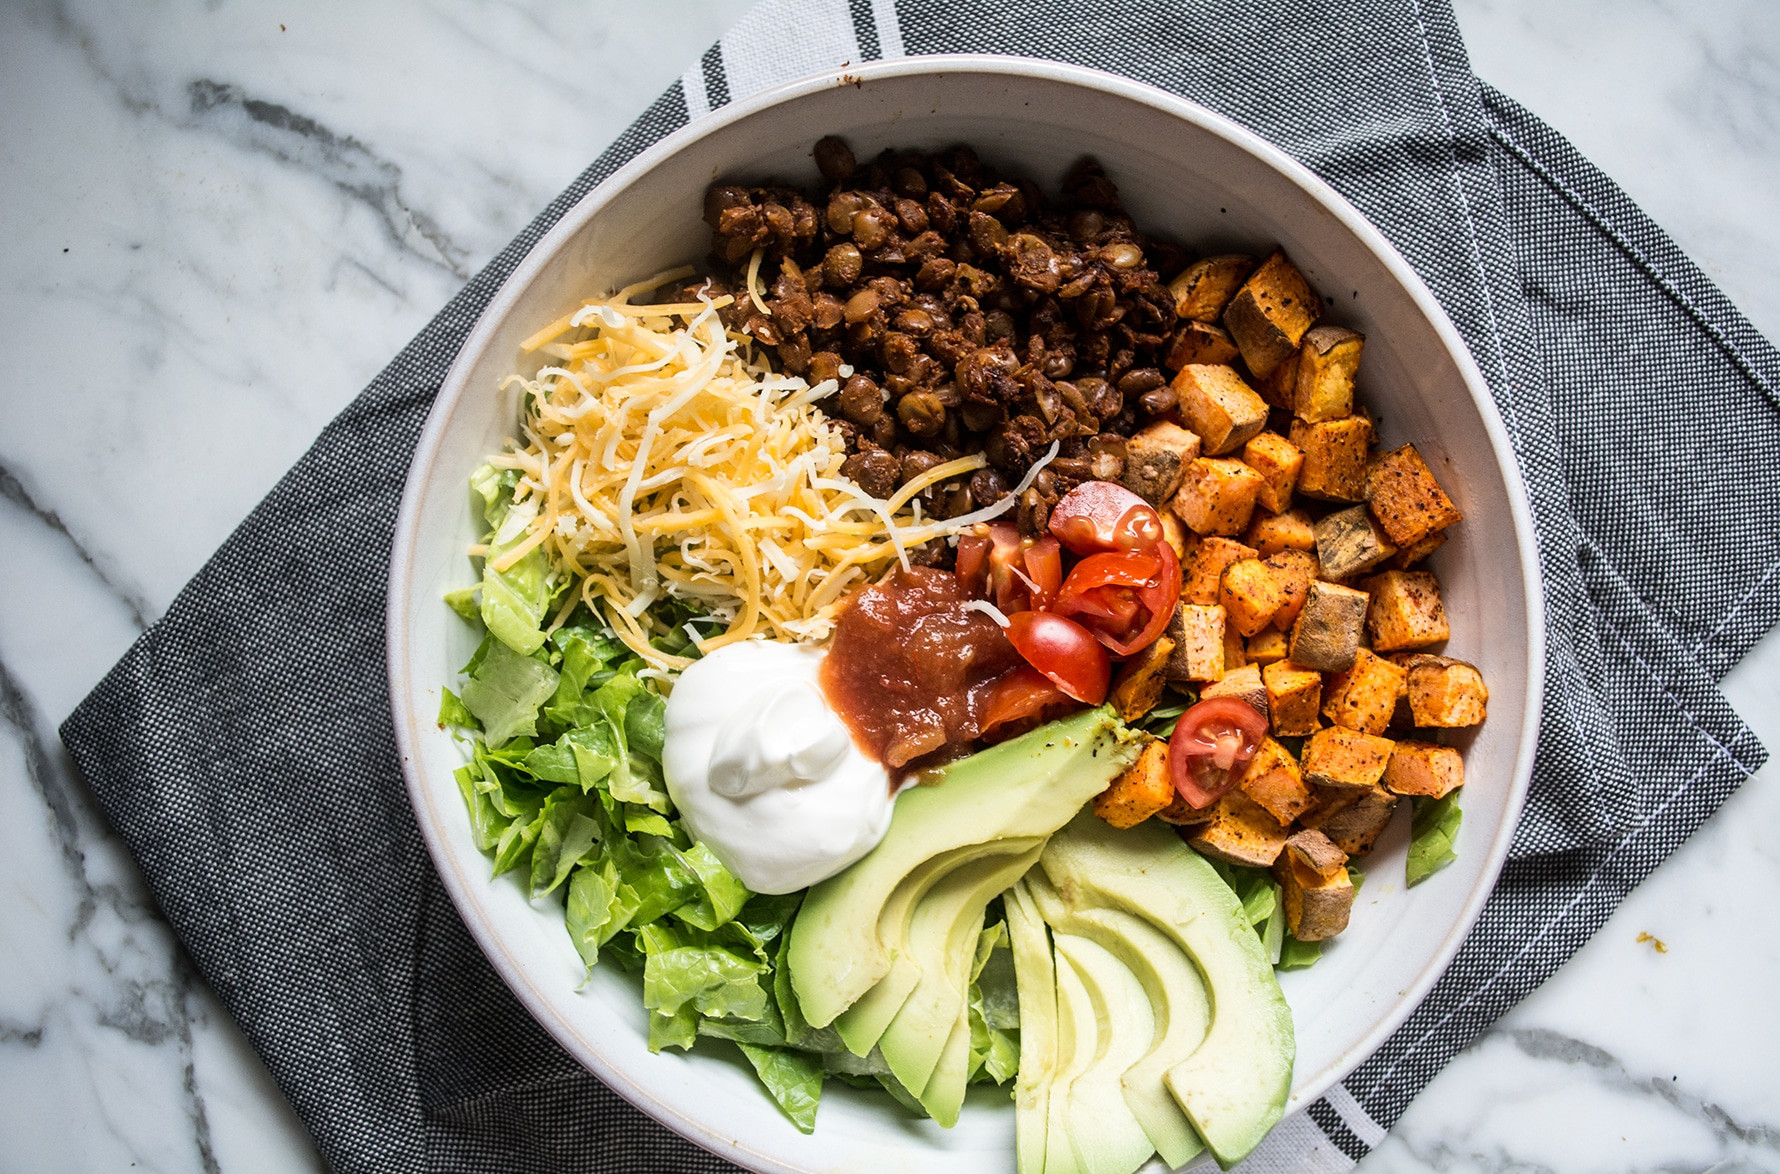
[488,278,1055,669]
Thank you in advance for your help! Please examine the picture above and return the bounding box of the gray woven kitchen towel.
[59,1,1778,1171]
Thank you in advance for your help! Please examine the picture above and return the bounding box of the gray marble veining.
[1,1,1774,1170]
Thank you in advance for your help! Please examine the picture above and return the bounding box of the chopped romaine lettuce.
[737,1043,825,1133]
[1408,792,1462,886]
[459,638,559,746]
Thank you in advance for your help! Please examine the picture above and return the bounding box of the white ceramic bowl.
[388,55,1543,1173]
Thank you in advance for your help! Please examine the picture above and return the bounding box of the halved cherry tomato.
[967,522,1062,613]
[1054,541,1181,657]
[1002,610,1110,704]
[1047,481,1165,555]
[1168,696,1269,808]
[978,663,1074,741]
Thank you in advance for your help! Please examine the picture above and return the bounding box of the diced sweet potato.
[1172,364,1269,455]
[1247,628,1289,665]
[1363,570,1450,652]
[1155,790,1216,827]
[1285,828,1349,880]
[1182,536,1259,605]
[1237,736,1312,825]
[1287,580,1370,671]
[1291,415,1374,502]
[1262,547,1319,630]
[1315,505,1398,581]
[1202,662,1268,718]
[1302,725,1395,791]
[1220,558,1286,637]
[1322,649,1409,736]
[1164,604,1227,682]
[1169,254,1256,322]
[1241,430,1304,514]
[1397,654,1489,727]
[1223,620,1248,673]
[1256,348,1300,411]
[1304,785,1398,856]
[1365,444,1462,547]
[1384,740,1465,799]
[1093,740,1176,829]
[1169,457,1265,536]
[1245,506,1317,556]
[1159,507,1189,561]
[1187,789,1290,868]
[1274,854,1354,940]
[1293,325,1363,423]
[1222,249,1320,380]
[1121,420,1202,506]
[1109,636,1176,722]
[1389,528,1447,570]
[1164,319,1241,370]
[1263,660,1323,736]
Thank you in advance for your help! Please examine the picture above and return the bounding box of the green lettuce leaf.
[460,639,559,746]
[438,687,477,731]
[443,586,481,623]
[1408,792,1463,886]
[1278,934,1323,970]
[529,790,602,898]
[967,921,1021,1085]
[737,1043,824,1134]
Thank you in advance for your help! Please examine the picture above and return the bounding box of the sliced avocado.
[1040,811,1294,1169]
[1051,932,1160,1174]
[834,838,1042,1057]
[1025,870,1207,1169]
[1005,880,1054,1174]
[1046,945,1095,1174]
[788,708,1142,1028]
[878,842,1045,1103]
[916,1000,973,1128]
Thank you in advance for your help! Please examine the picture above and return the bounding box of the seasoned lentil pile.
[680,137,1201,540]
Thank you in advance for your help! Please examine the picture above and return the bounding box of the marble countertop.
[2,2,1775,1170]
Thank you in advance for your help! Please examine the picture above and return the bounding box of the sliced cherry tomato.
[978,522,1062,613]
[1002,610,1110,705]
[978,663,1074,741]
[1048,481,1165,556]
[955,530,991,597]
[1168,696,1269,809]
[1053,541,1181,657]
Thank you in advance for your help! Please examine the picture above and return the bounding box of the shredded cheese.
[486,287,1030,669]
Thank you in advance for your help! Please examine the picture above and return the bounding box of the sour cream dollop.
[662,641,893,894]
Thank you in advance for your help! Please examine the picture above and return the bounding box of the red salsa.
[819,566,1024,772]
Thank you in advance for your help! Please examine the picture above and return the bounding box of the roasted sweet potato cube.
[1384,740,1465,799]
[1291,415,1374,502]
[1237,736,1312,825]
[1202,662,1268,718]
[1390,530,1447,572]
[1398,654,1489,727]
[1121,420,1202,506]
[1172,364,1269,455]
[1155,790,1216,827]
[1287,580,1370,671]
[1187,789,1290,868]
[1363,570,1450,652]
[1285,827,1349,880]
[1247,628,1289,665]
[1315,505,1398,581]
[1365,444,1462,547]
[1223,620,1248,671]
[1164,319,1241,370]
[1159,507,1189,561]
[1256,348,1300,411]
[1241,430,1304,514]
[1274,854,1355,940]
[1169,457,1265,536]
[1263,660,1323,736]
[1182,536,1259,605]
[1302,725,1395,791]
[1109,636,1176,722]
[1293,325,1363,423]
[1246,507,1317,557]
[1164,604,1227,682]
[1094,740,1177,829]
[1304,785,1399,856]
[1222,249,1320,379]
[1322,649,1409,736]
[1262,547,1318,630]
[1220,558,1286,637]
[1169,254,1256,322]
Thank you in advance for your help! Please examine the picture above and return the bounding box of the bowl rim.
[387,51,1546,1167]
